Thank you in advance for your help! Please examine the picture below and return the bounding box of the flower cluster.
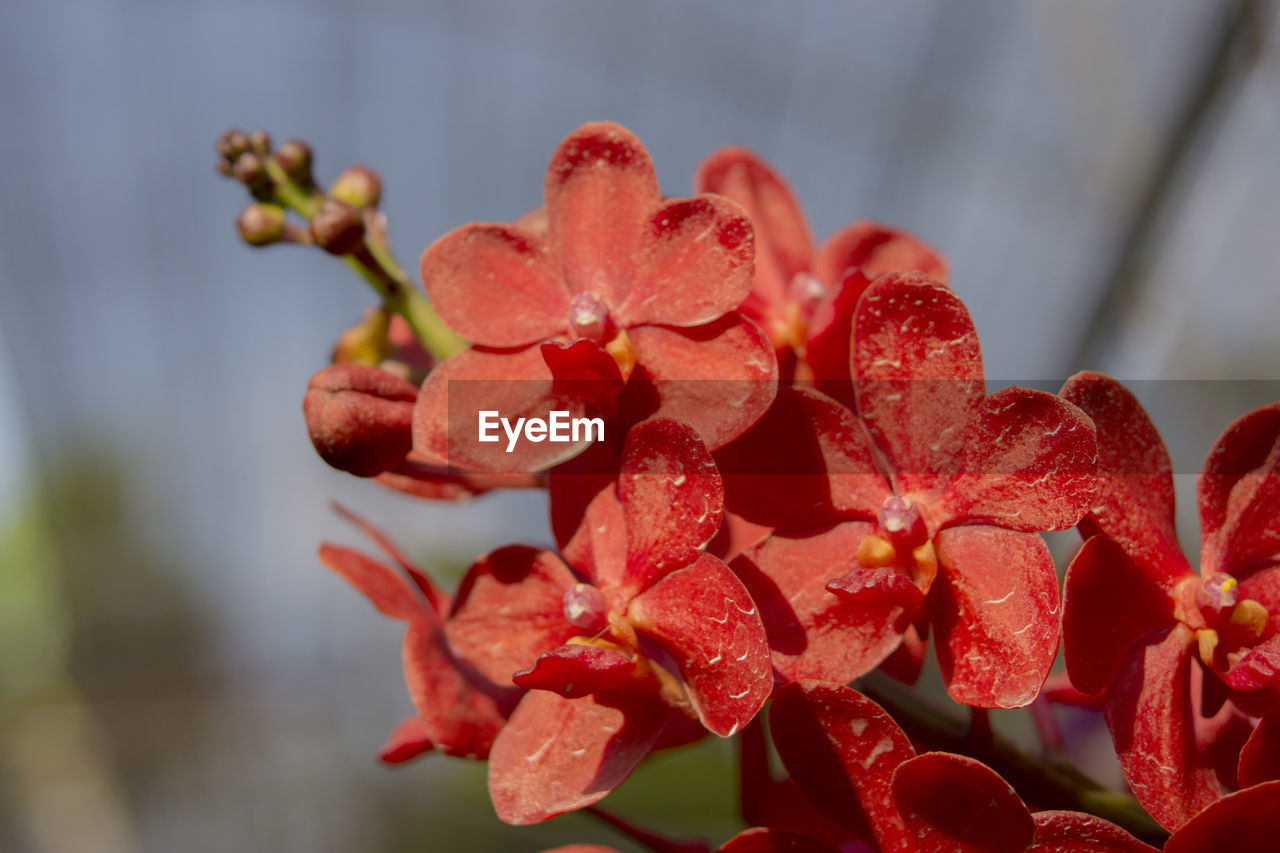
[218,120,1280,851]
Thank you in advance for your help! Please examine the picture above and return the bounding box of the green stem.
[856,671,1167,845]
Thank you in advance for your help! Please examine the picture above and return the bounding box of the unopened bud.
[232,153,274,200]
[331,165,382,209]
[332,307,393,365]
[310,198,365,255]
[237,204,287,246]
[217,129,249,162]
[303,364,418,476]
[248,129,272,156]
[275,140,314,185]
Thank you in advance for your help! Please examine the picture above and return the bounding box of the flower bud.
[309,198,365,255]
[232,153,274,200]
[303,364,418,476]
[331,165,382,209]
[217,129,249,162]
[237,203,287,246]
[275,140,314,185]
[248,129,272,157]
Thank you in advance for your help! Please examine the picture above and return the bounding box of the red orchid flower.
[728,273,1096,707]
[767,681,1158,853]
[695,146,945,398]
[414,122,778,475]
[1059,371,1280,830]
[316,503,512,760]
[437,419,771,824]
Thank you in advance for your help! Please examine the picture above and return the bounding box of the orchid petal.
[378,716,434,765]
[317,543,429,622]
[1028,811,1157,852]
[891,752,1035,853]
[1238,702,1280,787]
[718,828,844,853]
[514,644,639,699]
[1199,402,1280,576]
[813,221,947,288]
[1164,781,1280,853]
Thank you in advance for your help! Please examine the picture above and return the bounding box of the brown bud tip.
[331,165,383,208]
[303,364,418,476]
[217,129,249,162]
[237,204,287,246]
[275,140,314,184]
[231,153,274,200]
[248,129,272,157]
[309,198,365,255]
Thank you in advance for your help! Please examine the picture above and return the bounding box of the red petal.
[621,314,778,450]
[695,146,815,314]
[317,543,428,622]
[1164,781,1280,853]
[541,847,624,853]
[548,441,629,589]
[932,526,1061,708]
[768,681,915,852]
[891,752,1035,853]
[879,620,928,685]
[542,337,625,413]
[545,122,658,303]
[936,387,1097,532]
[331,502,447,613]
[826,566,925,616]
[1062,536,1175,695]
[1199,402,1280,576]
[445,546,578,687]
[413,344,594,474]
[620,418,724,593]
[813,221,947,287]
[1028,811,1157,852]
[419,223,569,347]
[616,195,754,328]
[1060,372,1189,588]
[803,270,871,408]
[1104,623,1219,831]
[1222,633,1280,691]
[402,614,510,759]
[1238,703,1280,786]
[487,688,666,824]
[852,273,984,494]
[378,716,434,764]
[513,644,638,699]
[1042,672,1107,709]
[303,364,417,477]
[718,828,844,853]
[628,554,771,737]
[730,522,912,684]
[714,387,890,530]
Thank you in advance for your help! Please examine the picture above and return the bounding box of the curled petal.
[331,502,448,612]
[769,681,915,853]
[542,338,626,414]
[1238,702,1280,787]
[1028,811,1157,852]
[303,364,417,477]
[548,441,628,589]
[378,716,434,765]
[628,554,771,737]
[1062,536,1175,695]
[403,614,511,760]
[1222,633,1280,691]
[620,418,724,592]
[695,146,814,312]
[445,546,578,687]
[936,387,1097,532]
[616,195,754,328]
[1164,781,1280,853]
[487,688,666,825]
[730,522,912,684]
[317,543,429,622]
[513,644,639,699]
[932,526,1061,708]
[1060,372,1188,587]
[891,752,1035,853]
[813,221,947,288]
[852,273,984,494]
[1199,402,1280,576]
[714,387,889,530]
[413,345,594,474]
[621,314,778,451]
[419,223,569,347]
[1104,623,1219,832]
[545,122,658,303]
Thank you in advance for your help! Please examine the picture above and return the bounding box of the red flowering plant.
[216,120,1280,850]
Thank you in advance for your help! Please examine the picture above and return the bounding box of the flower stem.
[585,805,711,853]
[856,670,1166,845]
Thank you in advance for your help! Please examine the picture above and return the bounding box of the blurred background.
[1,1,1278,850]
